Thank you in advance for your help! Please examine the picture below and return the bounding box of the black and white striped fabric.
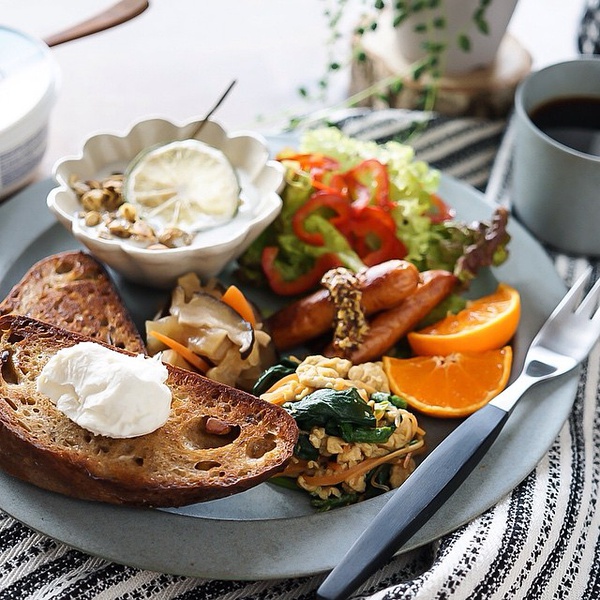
[579,0,600,55]
[1,110,599,600]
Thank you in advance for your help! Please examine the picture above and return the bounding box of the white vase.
[392,0,520,74]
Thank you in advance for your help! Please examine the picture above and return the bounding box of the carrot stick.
[301,441,424,487]
[147,330,210,374]
[280,459,310,478]
[221,285,257,327]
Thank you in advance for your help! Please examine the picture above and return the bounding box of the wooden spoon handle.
[43,0,149,47]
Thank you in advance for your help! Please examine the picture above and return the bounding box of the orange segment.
[408,283,520,355]
[382,346,512,418]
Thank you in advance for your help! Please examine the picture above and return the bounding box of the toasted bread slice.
[0,314,298,507]
[0,251,145,354]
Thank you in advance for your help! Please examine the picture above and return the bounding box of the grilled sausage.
[266,260,420,350]
[326,269,458,364]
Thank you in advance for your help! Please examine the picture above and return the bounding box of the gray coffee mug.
[513,58,600,256]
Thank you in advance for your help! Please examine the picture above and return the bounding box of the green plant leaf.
[393,11,409,27]
[412,63,427,80]
[390,79,405,93]
[422,40,446,55]
[475,16,490,35]
[457,33,471,52]
[474,5,491,34]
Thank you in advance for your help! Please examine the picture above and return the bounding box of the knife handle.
[316,403,510,600]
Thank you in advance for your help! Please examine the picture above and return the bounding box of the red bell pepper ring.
[339,205,407,266]
[308,171,353,197]
[328,173,349,195]
[353,204,397,233]
[345,159,392,210]
[291,191,352,247]
[261,246,342,296]
[310,178,346,196]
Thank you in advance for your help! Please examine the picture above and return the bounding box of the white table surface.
[0,0,587,181]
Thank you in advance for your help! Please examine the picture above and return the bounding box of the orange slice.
[408,283,520,355]
[382,346,512,418]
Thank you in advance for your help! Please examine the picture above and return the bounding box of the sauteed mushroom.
[170,290,255,359]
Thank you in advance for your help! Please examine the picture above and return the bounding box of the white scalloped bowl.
[47,118,284,289]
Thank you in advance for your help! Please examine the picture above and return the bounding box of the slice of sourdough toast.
[0,250,146,354]
[0,314,298,507]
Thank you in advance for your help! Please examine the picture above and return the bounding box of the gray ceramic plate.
[0,174,575,580]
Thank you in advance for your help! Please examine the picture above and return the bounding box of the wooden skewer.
[189,80,238,138]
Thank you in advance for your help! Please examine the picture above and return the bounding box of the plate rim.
[0,172,575,581]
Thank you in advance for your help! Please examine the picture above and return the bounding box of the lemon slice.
[123,139,241,233]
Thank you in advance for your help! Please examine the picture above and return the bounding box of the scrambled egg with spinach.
[255,355,425,510]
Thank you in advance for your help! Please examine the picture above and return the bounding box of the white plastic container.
[0,26,60,199]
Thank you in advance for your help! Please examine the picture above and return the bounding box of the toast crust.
[0,251,146,353]
[0,314,298,507]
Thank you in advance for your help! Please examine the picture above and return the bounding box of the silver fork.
[317,267,600,600]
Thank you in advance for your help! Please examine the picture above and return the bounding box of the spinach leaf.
[269,476,301,491]
[338,423,395,443]
[371,391,408,409]
[252,357,299,396]
[284,387,376,439]
[295,433,320,461]
[311,492,359,511]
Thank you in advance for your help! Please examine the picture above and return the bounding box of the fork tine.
[550,267,593,317]
[576,273,600,319]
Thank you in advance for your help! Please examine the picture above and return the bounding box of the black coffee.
[529,96,600,156]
